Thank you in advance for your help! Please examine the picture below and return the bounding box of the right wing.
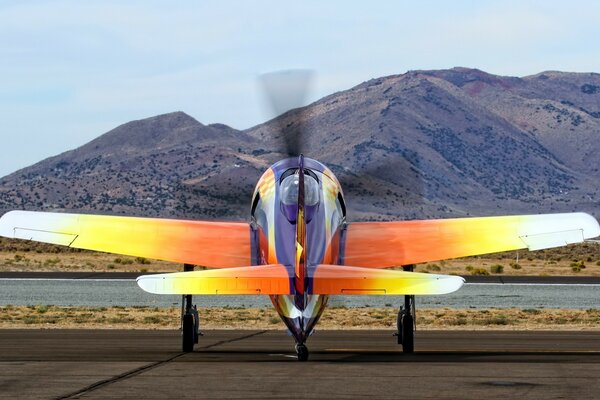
[0,210,252,268]
[344,212,600,268]
[137,264,291,295]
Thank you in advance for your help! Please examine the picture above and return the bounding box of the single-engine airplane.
[0,154,598,360]
[1,72,599,361]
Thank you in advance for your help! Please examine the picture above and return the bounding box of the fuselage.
[250,157,346,343]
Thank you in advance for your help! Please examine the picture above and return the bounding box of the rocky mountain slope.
[1,67,599,221]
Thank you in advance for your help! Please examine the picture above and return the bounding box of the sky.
[2,0,600,177]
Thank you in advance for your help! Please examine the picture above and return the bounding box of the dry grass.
[0,251,180,273]
[1,306,599,330]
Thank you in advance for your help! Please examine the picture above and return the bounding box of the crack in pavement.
[54,330,267,399]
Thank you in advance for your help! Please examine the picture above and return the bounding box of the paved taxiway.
[1,330,600,399]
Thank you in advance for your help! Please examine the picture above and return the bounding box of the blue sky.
[2,0,600,177]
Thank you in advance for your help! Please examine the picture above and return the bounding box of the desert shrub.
[485,316,509,325]
[36,305,49,314]
[465,265,474,272]
[490,264,504,274]
[510,262,521,270]
[470,268,489,276]
[136,257,151,265]
[44,258,61,266]
[426,264,441,272]
[570,261,586,272]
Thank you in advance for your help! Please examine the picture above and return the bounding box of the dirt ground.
[1,305,599,331]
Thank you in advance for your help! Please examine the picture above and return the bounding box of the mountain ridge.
[1,67,599,221]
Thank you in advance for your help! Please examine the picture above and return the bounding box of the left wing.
[0,210,252,268]
[344,212,600,268]
[310,265,464,295]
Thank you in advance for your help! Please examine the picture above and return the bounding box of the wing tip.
[581,212,600,239]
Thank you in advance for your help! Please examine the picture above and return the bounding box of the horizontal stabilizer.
[311,265,464,295]
[0,210,251,268]
[137,264,291,295]
[344,212,600,267]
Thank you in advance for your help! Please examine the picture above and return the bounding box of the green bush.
[470,268,490,276]
[570,261,586,271]
[490,264,504,274]
[426,264,441,272]
[510,262,522,270]
[465,265,474,272]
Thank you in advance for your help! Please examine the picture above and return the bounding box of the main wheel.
[401,314,414,353]
[396,307,404,344]
[296,344,309,361]
[192,306,200,344]
[182,313,195,352]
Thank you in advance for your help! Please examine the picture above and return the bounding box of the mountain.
[1,67,599,221]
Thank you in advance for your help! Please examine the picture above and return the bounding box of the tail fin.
[295,155,307,295]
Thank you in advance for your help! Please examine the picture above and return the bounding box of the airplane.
[0,154,598,360]
[1,71,599,361]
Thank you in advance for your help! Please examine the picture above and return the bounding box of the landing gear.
[295,343,309,361]
[396,302,414,353]
[394,265,415,353]
[181,264,201,353]
[182,312,195,352]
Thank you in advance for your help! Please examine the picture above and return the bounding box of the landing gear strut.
[295,343,309,361]
[394,265,415,353]
[182,264,201,352]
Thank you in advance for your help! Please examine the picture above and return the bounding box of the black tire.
[401,314,414,353]
[396,308,404,344]
[296,344,309,361]
[182,313,195,352]
[193,308,200,344]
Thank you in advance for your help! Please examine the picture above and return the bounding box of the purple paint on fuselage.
[250,157,346,344]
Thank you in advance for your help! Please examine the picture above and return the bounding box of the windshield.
[280,172,319,206]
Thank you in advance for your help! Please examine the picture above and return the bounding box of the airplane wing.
[0,210,251,268]
[137,264,462,295]
[344,212,600,268]
[310,264,464,295]
[137,264,291,294]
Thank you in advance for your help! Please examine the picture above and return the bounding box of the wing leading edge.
[0,210,252,268]
[344,212,600,268]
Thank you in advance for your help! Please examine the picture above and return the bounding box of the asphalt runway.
[1,330,599,399]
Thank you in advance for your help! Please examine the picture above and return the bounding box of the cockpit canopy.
[279,169,320,224]
[280,171,320,206]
